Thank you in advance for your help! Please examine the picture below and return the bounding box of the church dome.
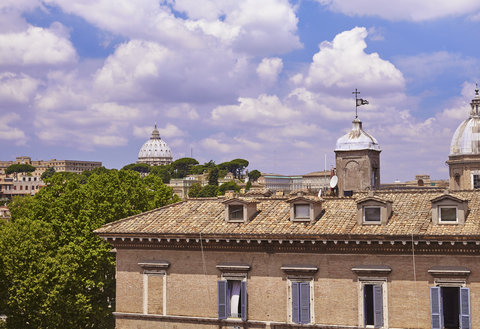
[450,87,480,156]
[137,124,173,165]
[335,118,381,152]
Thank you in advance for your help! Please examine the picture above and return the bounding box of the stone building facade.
[97,190,479,329]
[0,156,102,176]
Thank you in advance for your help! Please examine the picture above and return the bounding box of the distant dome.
[137,124,173,166]
[450,88,480,156]
[335,118,381,151]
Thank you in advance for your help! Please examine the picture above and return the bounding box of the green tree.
[5,164,35,175]
[40,167,55,180]
[121,163,150,174]
[199,185,218,197]
[208,167,219,186]
[229,159,249,179]
[0,169,179,329]
[187,183,202,198]
[218,181,240,195]
[171,158,199,178]
[248,169,261,182]
[149,165,172,184]
[245,180,252,191]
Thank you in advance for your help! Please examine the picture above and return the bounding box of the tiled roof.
[95,190,480,240]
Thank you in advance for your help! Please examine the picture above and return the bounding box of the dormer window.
[363,206,381,222]
[431,194,467,225]
[356,195,392,225]
[439,206,458,223]
[287,195,322,223]
[294,204,310,220]
[222,198,258,223]
[229,205,244,221]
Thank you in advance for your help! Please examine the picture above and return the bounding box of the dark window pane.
[440,208,457,221]
[294,204,309,219]
[364,207,381,222]
[229,205,243,220]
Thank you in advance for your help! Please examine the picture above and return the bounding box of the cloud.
[394,51,478,82]
[0,113,26,145]
[316,0,480,21]
[0,72,38,103]
[257,57,283,84]
[0,24,77,66]
[200,137,231,153]
[166,104,200,120]
[211,94,299,125]
[45,0,301,55]
[303,27,405,93]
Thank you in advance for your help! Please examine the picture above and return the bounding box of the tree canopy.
[218,181,240,195]
[171,158,199,178]
[248,169,261,182]
[5,164,35,175]
[0,168,179,329]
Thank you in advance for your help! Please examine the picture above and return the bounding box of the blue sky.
[1,0,480,182]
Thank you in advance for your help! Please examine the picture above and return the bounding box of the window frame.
[357,278,388,329]
[472,174,480,189]
[363,206,381,223]
[218,275,247,321]
[228,204,244,223]
[293,203,310,221]
[438,206,458,223]
[287,277,314,324]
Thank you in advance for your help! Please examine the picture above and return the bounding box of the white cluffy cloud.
[0,24,77,66]
[133,123,184,139]
[0,113,26,145]
[257,57,283,84]
[211,94,299,125]
[0,72,38,103]
[302,27,405,92]
[317,0,480,21]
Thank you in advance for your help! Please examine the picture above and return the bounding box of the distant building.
[448,87,480,190]
[302,170,330,192]
[0,174,45,199]
[137,124,173,166]
[0,156,102,176]
[169,177,199,199]
[0,205,10,221]
[257,174,302,192]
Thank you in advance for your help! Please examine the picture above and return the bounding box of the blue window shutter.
[241,281,247,321]
[291,282,300,324]
[299,282,311,324]
[218,281,228,319]
[373,284,383,328]
[430,287,442,329]
[460,287,471,329]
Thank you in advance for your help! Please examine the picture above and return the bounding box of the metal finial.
[155,122,157,129]
[352,88,360,119]
[476,83,479,96]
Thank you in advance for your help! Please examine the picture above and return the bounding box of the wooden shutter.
[430,287,442,329]
[218,281,228,319]
[241,281,247,321]
[460,287,470,329]
[373,284,383,328]
[291,282,300,324]
[299,282,310,324]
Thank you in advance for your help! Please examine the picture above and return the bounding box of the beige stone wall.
[115,248,480,328]
[335,149,380,196]
[448,154,480,190]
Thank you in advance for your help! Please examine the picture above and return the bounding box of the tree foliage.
[0,168,179,329]
[218,159,249,179]
[218,181,240,195]
[208,167,219,186]
[121,163,150,173]
[40,167,55,180]
[248,169,261,182]
[5,164,35,175]
[171,158,199,178]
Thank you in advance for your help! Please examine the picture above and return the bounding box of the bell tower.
[335,90,381,196]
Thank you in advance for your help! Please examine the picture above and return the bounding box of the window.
[218,280,247,320]
[363,284,383,327]
[294,204,310,220]
[228,205,244,221]
[363,207,381,222]
[431,287,470,329]
[439,207,457,223]
[291,281,311,324]
[473,174,480,189]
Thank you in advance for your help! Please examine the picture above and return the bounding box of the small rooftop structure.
[335,118,380,152]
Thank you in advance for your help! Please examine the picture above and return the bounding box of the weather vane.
[352,88,369,118]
